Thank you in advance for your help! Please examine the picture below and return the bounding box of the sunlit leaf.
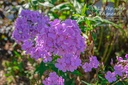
[38,1,54,7]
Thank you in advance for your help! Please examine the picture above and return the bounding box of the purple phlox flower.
[116,56,123,62]
[124,65,128,75]
[43,72,64,85]
[55,54,81,72]
[30,47,43,60]
[21,40,34,54]
[125,54,128,59]
[82,62,92,72]
[110,58,113,65]
[114,64,124,76]
[105,71,116,83]
[50,19,61,26]
[43,54,52,63]
[89,56,99,68]
[55,58,66,71]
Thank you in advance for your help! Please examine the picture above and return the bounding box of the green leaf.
[98,75,106,81]
[73,14,81,17]
[19,62,23,72]
[59,15,66,20]
[31,0,38,6]
[109,0,114,3]
[13,66,19,71]
[65,78,75,85]
[92,32,97,42]
[35,61,48,76]
[52,55,59,62]
[81,80,92,85]
[48,62,58,73]
[81,4,87,16]
[13,51,22,58]
[79,16,124,32]
[5,73,11,77]
[98,75,108,84]
[50,2,70,11]
[71,70,82,76]
[102,0,114,3]
[115,81,126,85]
[38,1,54,7]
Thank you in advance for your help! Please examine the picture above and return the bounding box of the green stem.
[104,41,113,64]
[111,79,121,85]
[104,31,117,63]
[98,28,103,51]
[102,43,109,62]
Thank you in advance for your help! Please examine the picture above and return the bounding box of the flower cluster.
[82,56,99,72]
[55,54,81,72]
[105,54,128,83]
[12,10,86,71]
[43,72,64,85]
[12,10,49,42]
[48,19,85,72]
[12,10,53,62]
